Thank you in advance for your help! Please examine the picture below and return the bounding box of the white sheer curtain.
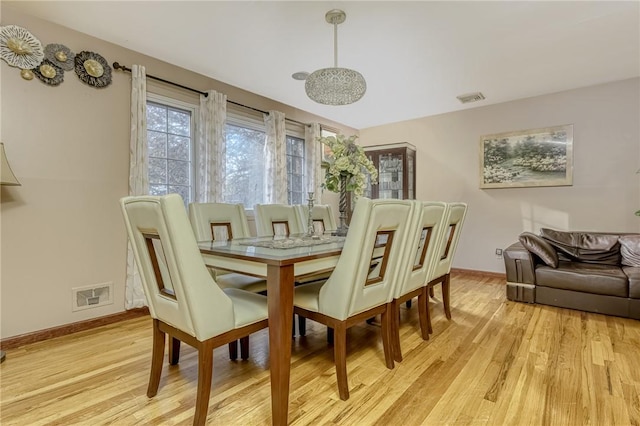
[305,123,323,202]
[264,110,287,204]
[196,90,227,202]
[125,65,149,309]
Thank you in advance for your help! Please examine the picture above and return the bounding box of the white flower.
[319,134,378,196]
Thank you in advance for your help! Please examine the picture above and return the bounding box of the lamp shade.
[0,143,21,186]
[305,67,367,105]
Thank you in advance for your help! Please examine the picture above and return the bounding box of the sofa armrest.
[504,242,537,303]
[504,242,537,284]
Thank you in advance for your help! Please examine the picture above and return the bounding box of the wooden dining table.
[198,235,345,425]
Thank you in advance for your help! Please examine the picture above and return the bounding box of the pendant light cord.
[333,20,338,68]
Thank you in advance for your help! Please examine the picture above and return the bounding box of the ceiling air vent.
[456,92,485,104]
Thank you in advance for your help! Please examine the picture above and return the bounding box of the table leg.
[267,264,294,426]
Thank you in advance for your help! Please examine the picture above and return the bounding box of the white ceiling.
[6,1,640,129]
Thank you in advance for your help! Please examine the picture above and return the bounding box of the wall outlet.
[495,248,503,259]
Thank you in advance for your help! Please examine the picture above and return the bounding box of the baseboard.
[451,268,506,280]
[0,270,503,350]
[0,307,150,350]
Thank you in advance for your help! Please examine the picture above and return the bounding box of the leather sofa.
[504,228,640,319]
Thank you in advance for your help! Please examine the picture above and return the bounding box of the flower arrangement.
[320,134,378,197]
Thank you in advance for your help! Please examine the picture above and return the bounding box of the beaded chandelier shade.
[305,10,366,106]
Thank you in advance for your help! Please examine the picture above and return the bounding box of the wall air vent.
[456,92,486,104]
[72,282,113,311]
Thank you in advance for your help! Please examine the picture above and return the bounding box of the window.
[224,122,266,207]
[145,96,196,207]
[287,135,305,205]
[144,97,308,208]
[224,107,307,207]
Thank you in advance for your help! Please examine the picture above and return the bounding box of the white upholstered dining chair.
[188,202,267,294]
[189,202,268,359]
[254,203,304,237]
[294,204,338,287]
[427,202,468,325]
[293,197,413,400]
[254,203,308,336]
[121,194,268,426]
[295,204,338,234]
[390,200,448,362]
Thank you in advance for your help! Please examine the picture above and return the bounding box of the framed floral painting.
[480,124,573,189]
[321,142,333,164]
[320,129,337,166]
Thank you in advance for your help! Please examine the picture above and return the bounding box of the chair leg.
[389,300,403,363]
[380,306,395,370]
[298,315,306,336]
[240,336,250,360]
[327,327,334,344]
[429,284,435,298]
[418,288,431,340]
[169,336,181,365]
[333,323,349,400]
[442,273,452,320]
[228,341,238,360]
[147,319,165,398]
[193,341,214,426]
[405,299,412,309]
[292,315,296,337]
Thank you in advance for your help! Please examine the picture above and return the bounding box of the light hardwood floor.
[2,272,639,425]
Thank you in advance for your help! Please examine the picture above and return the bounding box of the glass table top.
[197,233,346,262]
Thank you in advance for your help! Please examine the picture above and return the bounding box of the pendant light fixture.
[305,9,366,106]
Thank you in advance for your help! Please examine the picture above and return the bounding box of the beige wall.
[360,78,640,273]
[2,6,638,340]
[0,7,354,339]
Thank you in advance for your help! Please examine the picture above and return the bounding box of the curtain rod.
[112,62,308,127]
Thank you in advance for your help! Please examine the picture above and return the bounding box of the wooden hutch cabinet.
[363,142,416,200]
[348,142,416,222]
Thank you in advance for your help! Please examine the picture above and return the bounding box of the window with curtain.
[143,97,308,208]
[286,119,306,205]
[146,94,196,207]
[224,106,307,207]
[287,135,305,205]
[224,121,266,206]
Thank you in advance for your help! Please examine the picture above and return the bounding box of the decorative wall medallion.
[20,69,34,80]
[44,43,75,71]
[74,51,112,88]
[0,25,44,69]
[33,59,64,86]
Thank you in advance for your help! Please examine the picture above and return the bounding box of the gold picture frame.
[480,124,573,189]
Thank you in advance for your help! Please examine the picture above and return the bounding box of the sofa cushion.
[539,228,621,265]
[624,266,640,298]
[519,232,558,268]
[619,235,640,267]
[535,261,629,297]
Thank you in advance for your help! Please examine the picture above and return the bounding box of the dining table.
[198,234,345,425]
